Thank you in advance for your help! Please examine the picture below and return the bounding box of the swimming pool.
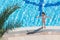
[0,0,60,29]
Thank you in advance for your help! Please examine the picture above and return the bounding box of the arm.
[36,16,41,18]
[45,16,51,18]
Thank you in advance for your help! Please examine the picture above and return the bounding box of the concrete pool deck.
[2,26,60,40]
[2,35,60,40]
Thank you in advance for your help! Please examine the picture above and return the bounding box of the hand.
[46,16,51,19]
[36,16,40,18]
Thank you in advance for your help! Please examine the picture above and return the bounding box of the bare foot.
[43,26,46,29]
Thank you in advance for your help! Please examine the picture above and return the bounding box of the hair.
[42,12,45,15]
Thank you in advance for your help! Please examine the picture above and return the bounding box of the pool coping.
[8,26,60,32]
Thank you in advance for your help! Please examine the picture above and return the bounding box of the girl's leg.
[42,22,44,29]
[42,22,43,28]
[42,21,46,29]
[43,21,46,28]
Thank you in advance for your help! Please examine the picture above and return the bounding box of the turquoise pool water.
[0,0,60,29]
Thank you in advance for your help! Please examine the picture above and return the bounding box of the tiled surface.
[0,0,60,28]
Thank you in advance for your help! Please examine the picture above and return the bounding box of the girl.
[36,12,50,29]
